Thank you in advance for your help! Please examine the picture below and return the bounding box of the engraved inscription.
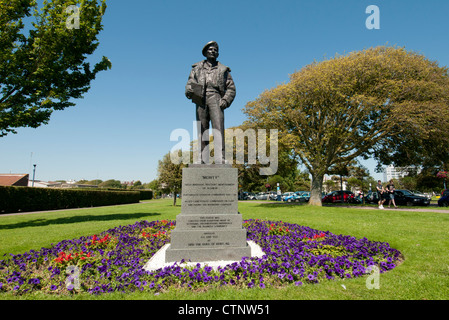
[184,216,233,229]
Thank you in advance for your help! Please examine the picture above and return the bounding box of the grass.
[0,199,448,300]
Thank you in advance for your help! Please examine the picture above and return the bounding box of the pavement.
[242,200,449,213]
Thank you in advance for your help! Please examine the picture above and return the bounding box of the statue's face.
[205,45,219,60]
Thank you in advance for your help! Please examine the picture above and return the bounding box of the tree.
[0,0,111,137]
[290,169,311,191]
[243,46,449,206]
[87,179,103,185]
[98,179,122,189]
[145,179,163,198]
[399,176,417,191]
[129,180,143,189]
[416,169,442,193]
[157,151,185,206]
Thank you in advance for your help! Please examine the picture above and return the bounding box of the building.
[383,165,421,182]
[26,180,98,188]
[0,174,29,187]
[322,174,348,193]
[27,180,63,188]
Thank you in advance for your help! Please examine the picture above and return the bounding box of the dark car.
[322,190,356,203]
[393,189,430,206]
[438,189,449,207]
[238,192,256,200]
[364,191,381,204]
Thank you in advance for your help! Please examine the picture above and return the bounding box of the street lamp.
[32,164,36,187]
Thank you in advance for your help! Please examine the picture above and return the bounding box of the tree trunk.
[309,172,324,206]
[173,191,177,206]
[340,175,344,203]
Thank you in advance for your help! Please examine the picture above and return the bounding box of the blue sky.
[1,0,448,184]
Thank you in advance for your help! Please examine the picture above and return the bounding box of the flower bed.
[0,219,402,295]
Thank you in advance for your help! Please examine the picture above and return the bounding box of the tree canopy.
[157,151,185,206]
[0,0,111,137]
[243,46,449,205]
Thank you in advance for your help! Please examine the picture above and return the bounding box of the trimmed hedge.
[137,190,153,200]
[0,186,141,214]
[105,188,153,200]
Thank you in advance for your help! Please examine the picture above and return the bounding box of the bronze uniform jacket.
[185,60,236,108]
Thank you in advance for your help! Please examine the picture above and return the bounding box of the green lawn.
[0,199,448,300]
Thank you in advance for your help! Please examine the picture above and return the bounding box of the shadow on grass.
[247,201,308,208]
[0,212,161,230]
[243,201,376,209]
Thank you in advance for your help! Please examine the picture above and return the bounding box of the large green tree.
[244,46,449,206]
[157,151,185,206]
[0,0,111,137]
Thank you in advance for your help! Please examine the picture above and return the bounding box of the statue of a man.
[185,41,236,164]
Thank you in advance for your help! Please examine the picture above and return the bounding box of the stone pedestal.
[165,164,251,263]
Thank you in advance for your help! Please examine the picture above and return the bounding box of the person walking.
[376,180,386,209]
[386,179,398,208]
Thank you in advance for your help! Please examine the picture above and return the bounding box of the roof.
[0,174,30,187]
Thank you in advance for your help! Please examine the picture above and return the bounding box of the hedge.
[105,188,153,200]
[137,190,153,200]
[0,186,141,214]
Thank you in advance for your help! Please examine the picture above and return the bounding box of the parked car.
[239,192,256,200]
[281,192,295,201]
[268,191,278,200]
[364,190,383,204]
[411,190,431,200]
[283,191,307,202]
[298,192,310,202]
[438,189,449,206]
[239,191,252,200]
[393,189,430,206]
[283,193,299,202]
[322,190,356,203]
[255,192,269,200]
[348,194,362,204]
[438,194,449,206]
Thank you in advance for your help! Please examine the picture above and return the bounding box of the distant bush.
[0,186,141,214]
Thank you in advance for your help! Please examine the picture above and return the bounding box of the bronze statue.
[185,41,236,164]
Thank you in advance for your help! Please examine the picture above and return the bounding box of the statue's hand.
[219,99,228,110]
[186,88,193,99]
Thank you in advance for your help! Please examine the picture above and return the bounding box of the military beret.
[202,41,219,57]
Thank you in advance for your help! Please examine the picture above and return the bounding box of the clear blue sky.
[1,0,448,184]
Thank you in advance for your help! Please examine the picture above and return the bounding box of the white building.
[323,175,348,192]
[383,165,421,182]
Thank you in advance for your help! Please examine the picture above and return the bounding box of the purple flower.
[0,218,401,295]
